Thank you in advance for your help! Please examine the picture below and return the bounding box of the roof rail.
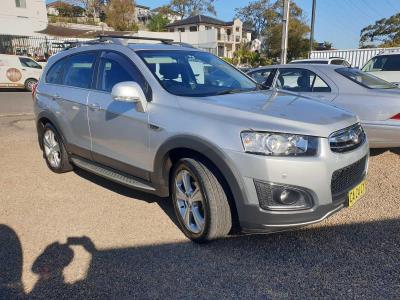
[62,35,195,50]
[97,35,174,45]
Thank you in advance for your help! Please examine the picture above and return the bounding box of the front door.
[87,51,151,179]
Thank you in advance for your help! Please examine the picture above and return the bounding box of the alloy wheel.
[174,170,206,234]
[43,129,61,169]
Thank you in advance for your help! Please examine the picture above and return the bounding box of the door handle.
[89,103,101,111]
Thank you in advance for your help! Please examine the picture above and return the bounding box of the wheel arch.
[36,111,68,151]
[151,136,246,230]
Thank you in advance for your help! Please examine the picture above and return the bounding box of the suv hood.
[180,90,358,138]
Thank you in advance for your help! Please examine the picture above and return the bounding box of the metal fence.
[310,47,400,68]
[0,34,88,59]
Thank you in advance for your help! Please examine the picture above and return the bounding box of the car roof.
[251,64,344,70]
[291,58,330,62]
[373,52,400,57]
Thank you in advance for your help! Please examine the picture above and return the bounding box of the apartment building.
[165,15,252,58]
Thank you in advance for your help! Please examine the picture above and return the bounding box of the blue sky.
[47,0,400,49]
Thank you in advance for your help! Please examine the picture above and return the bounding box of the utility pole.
[280,0,290,64]
[309,0,316,54]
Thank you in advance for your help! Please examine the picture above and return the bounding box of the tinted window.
[331,59,345,65]
[248,69,273,84]
[63,53,96,89]
[46,58,66,85]
[19,57,42,69]
[336,67,397,89]
[96,52,151,99]
[137,50,257,97]
[362,55,400,72]
[276,68,331,92]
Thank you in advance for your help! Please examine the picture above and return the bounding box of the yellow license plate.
[348,180,366,207]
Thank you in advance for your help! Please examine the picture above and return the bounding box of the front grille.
[329,123,366,153]
[331,156,367,195]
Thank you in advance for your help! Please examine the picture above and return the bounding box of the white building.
[165,15,252,58]
[0,0,48,36]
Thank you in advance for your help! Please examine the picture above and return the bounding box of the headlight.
[240,131,318,156]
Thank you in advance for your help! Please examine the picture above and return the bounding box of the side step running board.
[71,156,155,192]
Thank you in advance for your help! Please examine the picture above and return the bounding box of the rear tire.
[171,158,232,242]
[24,78,37,92]
[42,123,73,173]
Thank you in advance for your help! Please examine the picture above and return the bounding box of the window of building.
[15,0,26,8]
[235,36,240,42]
[169,28,175,32]
[178,28,185,32]
[236,27,240,32]
[205,26,212,30]
[189,26,197,32]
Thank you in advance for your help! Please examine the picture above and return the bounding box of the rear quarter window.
[45,58,67,85]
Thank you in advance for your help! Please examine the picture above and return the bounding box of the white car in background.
[0,54,43,91]
[290,57,351,66]
[362,52,400,85]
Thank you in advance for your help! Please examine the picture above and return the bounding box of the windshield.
[137,50,257,97]
[362,55,400,72]
[335,67,397,89]
[19,57,42,69]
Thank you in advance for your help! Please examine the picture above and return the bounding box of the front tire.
[24,78,37,92]
[42,123,72,173]
[171,158,232,242]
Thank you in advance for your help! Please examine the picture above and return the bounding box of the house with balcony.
[165,15,252,58]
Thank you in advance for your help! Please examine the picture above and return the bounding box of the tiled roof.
[166,15,231,28]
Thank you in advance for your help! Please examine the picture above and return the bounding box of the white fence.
[310,47,400,68]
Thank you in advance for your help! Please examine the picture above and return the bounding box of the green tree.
[360,13,400,48]
[236,0,310,60]
[148,14,170,32]
[235,0,273,38]
[168,0,217,19]
[105,0,137,31]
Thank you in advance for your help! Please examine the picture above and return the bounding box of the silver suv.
[33,37,369,242]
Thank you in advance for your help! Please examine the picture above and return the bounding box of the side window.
[277,68,330,92]
[63,53,96,89]
[46,58,66,85]
[249,70,272,84]
[19,57,42,69]
[96,52,151,99]
[382,55,400,71]
[331,59,344,65]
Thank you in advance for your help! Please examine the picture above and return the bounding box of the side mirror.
[111,81,147,113]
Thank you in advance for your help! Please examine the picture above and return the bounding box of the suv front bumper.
[224,138,369,233]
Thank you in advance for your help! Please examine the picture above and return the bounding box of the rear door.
[45,52,97,157]
[275,67,337,102]
[87,51,152,178]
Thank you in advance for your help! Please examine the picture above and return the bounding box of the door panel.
[87,51,152,175]
[48,52,96,154]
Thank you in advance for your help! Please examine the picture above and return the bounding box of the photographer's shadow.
[0,225,24,299]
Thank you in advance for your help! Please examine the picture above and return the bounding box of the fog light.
[279,189,298,205]
[254,180,314,211]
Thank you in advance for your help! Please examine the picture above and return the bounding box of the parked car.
[248,64,400,148]
[34,38,368,242]
[0,54,43,91]
[290,57,351,67]
[361,52,400,85]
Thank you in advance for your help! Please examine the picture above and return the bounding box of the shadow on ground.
[1,218,399,299]
[370,147,400,157]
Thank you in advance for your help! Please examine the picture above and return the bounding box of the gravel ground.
[0,112,399,299]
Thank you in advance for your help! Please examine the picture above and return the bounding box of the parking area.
[0,92,399,298]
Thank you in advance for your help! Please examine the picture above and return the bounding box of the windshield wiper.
[215,89,247,95]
